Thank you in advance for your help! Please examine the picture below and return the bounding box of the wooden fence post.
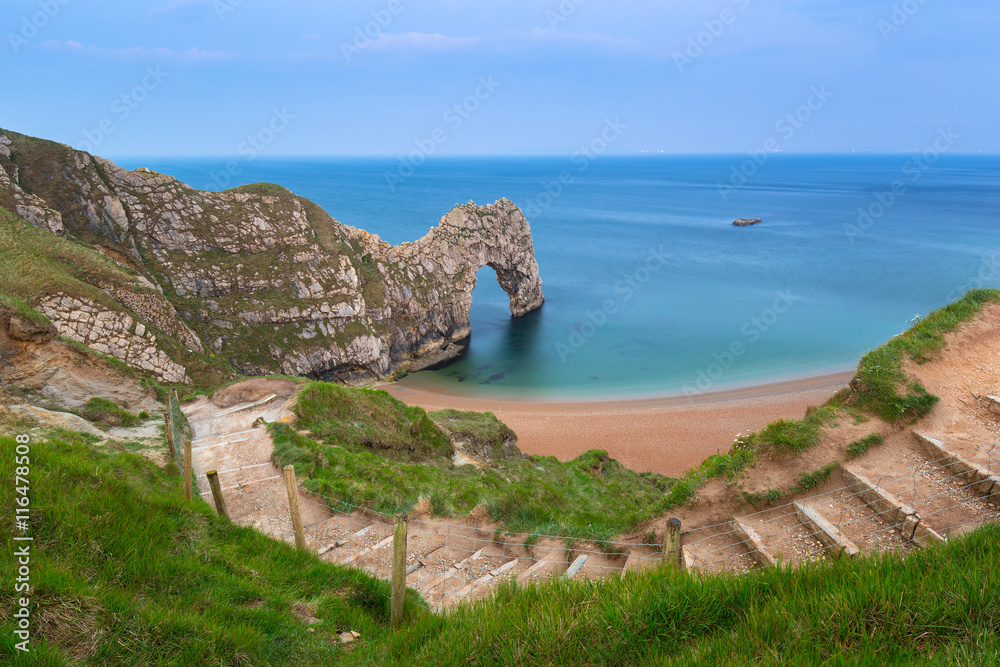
[164,396,176,462]
[206,470,228,520]
[183,436,192,501]
[283,465,306,549]
[662,518,681,569]
[391,513,408,629]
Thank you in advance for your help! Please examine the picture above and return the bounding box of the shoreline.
[385,370,854,477]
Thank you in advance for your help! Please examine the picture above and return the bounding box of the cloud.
[43,41,231,63]
[365,32,484,54]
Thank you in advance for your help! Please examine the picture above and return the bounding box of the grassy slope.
[847,287,1000,421]
[272,382,674,543]
[348,526,1000,666]
[0,432,424,666]
[0,206,234,389]
[2,433,997,666]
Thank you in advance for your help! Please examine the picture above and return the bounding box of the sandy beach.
[386,371,855,477]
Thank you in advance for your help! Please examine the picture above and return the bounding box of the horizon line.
[105,151,1000,161]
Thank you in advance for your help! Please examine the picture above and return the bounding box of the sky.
[1,0,998,157]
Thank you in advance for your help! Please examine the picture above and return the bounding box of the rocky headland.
[0,128,543,386]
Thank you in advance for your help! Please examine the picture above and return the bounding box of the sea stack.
[733,218,762,227]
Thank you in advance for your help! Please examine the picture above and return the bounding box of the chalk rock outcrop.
[0,128,544,383]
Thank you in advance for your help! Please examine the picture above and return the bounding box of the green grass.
[71,397,149,428]
[427,408,517,460]
[274,381,676,542]
[0,292,51,328]
[0,206,235,390]
[342,525,1000,666]
[741,487,784,507]
[846,432,887,460]
[0,207,138,310]
[3,434,999,666]
[789,461,840,494]
[848,288,1000,422]
[0,434,423,666]
[293,382,452,461]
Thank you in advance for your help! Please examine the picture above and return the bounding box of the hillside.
[1,427,997,665]
[1,292,997,665]
[0,127,543,387]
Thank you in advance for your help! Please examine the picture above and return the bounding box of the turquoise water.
[116,155,1000,399]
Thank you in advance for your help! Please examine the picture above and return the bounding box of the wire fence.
[165,390,203,500]
[176,422,999,613]
[169,384,999,613]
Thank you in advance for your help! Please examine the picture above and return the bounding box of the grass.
[0,433,422,666]
[0,206,235,390]
[847,288,1000,422]
[427,408,518,460]
[846,432,886,460]
[789,461,840,494]
[0,207,138,311]
[0,292,51,328]
[343,525,1000,666]
[71,397,150,428]
[273,381,676,542]
[4,432,998,666]
[293,382,453,461]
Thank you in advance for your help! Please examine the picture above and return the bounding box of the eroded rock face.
[0,129,544,383]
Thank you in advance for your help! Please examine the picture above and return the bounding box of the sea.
[113,154,1000,400]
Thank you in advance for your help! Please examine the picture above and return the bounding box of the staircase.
[182,393,1000,611]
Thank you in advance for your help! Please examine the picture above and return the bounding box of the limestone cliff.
[0,128,543,385]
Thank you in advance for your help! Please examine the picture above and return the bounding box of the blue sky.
[2,0,998,156]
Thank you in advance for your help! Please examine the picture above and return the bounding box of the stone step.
[564,555,588,579]
[340,534,393,565]
[913,432,999,501]
[731,519,776,568]
[842,466,943,549]
[793,502,859,558]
